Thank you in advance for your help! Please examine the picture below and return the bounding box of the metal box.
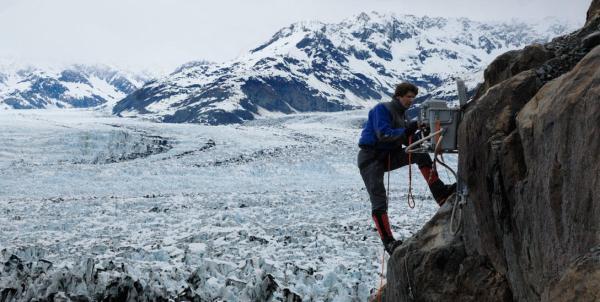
[419,99,460,153]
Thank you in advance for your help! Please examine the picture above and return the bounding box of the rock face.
[385,199,512,302]
[588,0,600,24]
[385,4,600,302]
[546,247,600,302]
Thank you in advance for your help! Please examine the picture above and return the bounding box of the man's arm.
[372,105,406,142]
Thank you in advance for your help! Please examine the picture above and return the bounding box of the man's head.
[394,82,418,108]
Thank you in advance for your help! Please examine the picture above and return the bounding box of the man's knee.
[412,153,433,168]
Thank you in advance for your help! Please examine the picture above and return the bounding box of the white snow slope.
[0,109,456,301]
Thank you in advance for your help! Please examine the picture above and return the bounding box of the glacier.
[0,109,456,301]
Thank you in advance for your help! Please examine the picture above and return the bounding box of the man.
[357,82,456,255]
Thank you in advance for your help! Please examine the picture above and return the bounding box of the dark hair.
[394,82,418,98]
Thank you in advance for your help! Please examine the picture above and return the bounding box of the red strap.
[372,213,393,239]
[419,167,440,185]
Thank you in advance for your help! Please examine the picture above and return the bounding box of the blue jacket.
[358,102,408,150]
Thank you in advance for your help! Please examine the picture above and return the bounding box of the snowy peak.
[170,60,215,76]
[113,13,576,125]
[257,12,566,56]
[0,64,151,110]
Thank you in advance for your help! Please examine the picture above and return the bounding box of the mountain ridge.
[113,12,576,125]
[0,64,152,110]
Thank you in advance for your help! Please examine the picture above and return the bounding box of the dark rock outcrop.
[385,199,512,302]
[545,247,600,302]
[385,2,600,301]
[587,0,600,25]
[472,44,551,100]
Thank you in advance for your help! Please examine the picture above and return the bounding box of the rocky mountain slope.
[113,13,574,125]
[0,64,150,110]
[384,1,600,301]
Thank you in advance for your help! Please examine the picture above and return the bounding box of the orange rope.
[434,118,441,149]
[373,250,386,302]
[372,155,393,302]
[387,153,391,204]
[407,136,415,208]
[430,119,442,184]
[373,135,419,301]
[430,159,437,185]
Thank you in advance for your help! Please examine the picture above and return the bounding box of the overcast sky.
[0,0,591,73]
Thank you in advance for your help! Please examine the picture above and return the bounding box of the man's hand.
[419,122,430,136]
[405,121,419,136]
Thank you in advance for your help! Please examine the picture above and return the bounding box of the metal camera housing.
[416,79,468,153]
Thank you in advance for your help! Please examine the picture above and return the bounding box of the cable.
[405,129,444,153]
[433,150,463,234]
[405,255,414,300]
[411,126,464,235]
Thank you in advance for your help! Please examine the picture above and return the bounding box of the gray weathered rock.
[544,246,600,302]
[384,2,600,301]
[473,44,551,100]
[587,0,600,25]
[474,15,600,99]
[385,198,512,302]
[582,31,600,49]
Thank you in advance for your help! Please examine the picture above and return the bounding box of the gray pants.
[357,148,435,214]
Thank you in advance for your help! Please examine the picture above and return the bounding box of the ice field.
[0,109,456,301]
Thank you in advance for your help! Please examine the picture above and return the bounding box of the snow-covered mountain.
[113,13,575,125]
[0,64,151,110]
